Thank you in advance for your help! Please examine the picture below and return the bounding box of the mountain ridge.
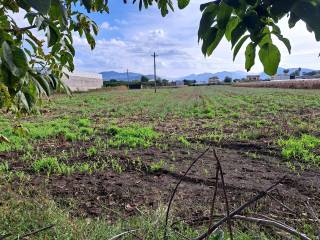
[100,68,317,82]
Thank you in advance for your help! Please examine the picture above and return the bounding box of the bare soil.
[9,142,319,229]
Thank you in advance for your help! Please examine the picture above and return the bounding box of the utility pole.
[152,52,158,93]
[126,69,129,89]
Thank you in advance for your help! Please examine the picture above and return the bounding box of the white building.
[208,76,220,85]
[246,75,260,81]
[271,74,290,81]
[175,80,185,86]
[63,72,103,92]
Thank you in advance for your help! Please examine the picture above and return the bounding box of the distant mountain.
[100,71,161,81]
[276,67,315,75]
[100,68,317,83]
[181,68,317,82]
[180,71,248,82]
[100,71,144,81]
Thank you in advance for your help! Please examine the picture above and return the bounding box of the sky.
[12,1,320,78]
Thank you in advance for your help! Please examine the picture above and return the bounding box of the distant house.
[271,74,290,81]
[64,72,103,92]
[246,75,260,81]
[128,81,142,89]
[175,80,185,87]
[208,76,220,85]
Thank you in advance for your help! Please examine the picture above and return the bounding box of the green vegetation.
[107,125,159,148]
[279,134,320,165]
[2,0,320,112]
[178,136,191,147]
[0,118,95,152]
[32,157,105,175]
[0,189,272,240]
[150,159,166,172]
[1,86,320,238]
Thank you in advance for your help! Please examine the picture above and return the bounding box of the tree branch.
[5,25,37,33]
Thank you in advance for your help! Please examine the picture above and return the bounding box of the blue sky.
[13,1,320,78]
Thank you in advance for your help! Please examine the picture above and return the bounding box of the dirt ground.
[10,142,319,230]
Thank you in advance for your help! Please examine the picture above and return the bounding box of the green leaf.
[216,3,232,30]
[32,73,51,96]
[81,0,92,12]
[23,0,51,14]
[288,12,299,28]
[202,27,218,55]
[233,34,249,60]
[207,30,224,56]
[225,16,240,41]
[272,32,291,54]
[231,22,246,48]
[47,25,59,47]
[178,0,190,9]
[224,0,240,8]
[245,0,256,5]
[245,42,256,71]
[198,5,218,40]
[16,0,31,11]
[51,0,68,26]
[259,43,281,75]
[243,10,260,32]
[2,41,28,78]
[270,0,296,19]
[292,1,320,41]
[16,91,30,112]
[24,12,38,25]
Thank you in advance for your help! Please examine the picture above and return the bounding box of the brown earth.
[10,143,319,230]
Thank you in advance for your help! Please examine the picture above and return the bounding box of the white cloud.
[9,3,320,77]
[100,21,118,31]
[114,19,128,25]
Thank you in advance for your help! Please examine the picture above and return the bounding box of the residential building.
[271,74,290,81]
[208,76,220,85]
[246,75,260,81]
[63,72,103,92]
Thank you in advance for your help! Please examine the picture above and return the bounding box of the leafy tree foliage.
[141,75,150,82]
[198,0,320,75]
[1,0,320,112]
[224,76,232,83]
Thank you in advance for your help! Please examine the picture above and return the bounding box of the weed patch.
[278,134,320,165]
[32,157,106,175]
[107,125,158,148]
[178,136,191,147]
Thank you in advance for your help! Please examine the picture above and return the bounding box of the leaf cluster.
[198,0,320,75]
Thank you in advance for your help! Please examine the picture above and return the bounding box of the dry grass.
[235,79,320,89]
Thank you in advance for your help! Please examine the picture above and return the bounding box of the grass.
[0,188,276,240]
[236,79,320,89]
[149,159,165,172]
[32,156,107,175]
[1,86,320,238]
[107,125,159,148]
[279,134,320,165]
[0,117,95,152]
